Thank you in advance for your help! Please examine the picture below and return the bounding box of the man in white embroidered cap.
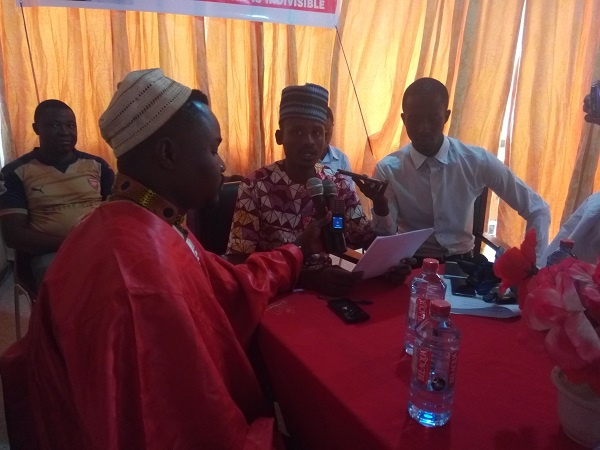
[0,69,329,449]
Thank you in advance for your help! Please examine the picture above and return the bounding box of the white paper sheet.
[352,228,434,279]
[443,281,521,318]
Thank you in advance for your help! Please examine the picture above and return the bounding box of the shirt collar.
[409,136,450,169]
[277,160,326,184]
[321,145,339,163]
[328,146,340,160]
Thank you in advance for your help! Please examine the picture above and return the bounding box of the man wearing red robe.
[0,69,326,449]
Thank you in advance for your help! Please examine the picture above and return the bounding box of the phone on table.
[592,81,600,118]
[450,277,477,298]
[327,298,370,324]
[443,261,468,279]
[336,169,383,185]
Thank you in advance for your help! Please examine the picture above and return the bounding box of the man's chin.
[298,159,319,169]
[51,145,76,154]
[413,142,437,157]
[201,188,223,211]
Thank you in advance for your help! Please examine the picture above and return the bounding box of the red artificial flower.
[581,263,600,325]
[494,231,600,396]
[493,228,538,307]
[525,287,570,331]
[545,319,589,370]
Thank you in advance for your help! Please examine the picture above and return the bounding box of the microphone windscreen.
[323,179,337,197]
[306,178,324,197]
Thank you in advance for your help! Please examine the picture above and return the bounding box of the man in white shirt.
[321,107,352,183]
[371,77,550,262]
[541,86,600,265]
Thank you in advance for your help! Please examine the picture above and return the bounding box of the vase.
[551,367,600,448]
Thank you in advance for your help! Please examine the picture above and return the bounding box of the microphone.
[323,179,344,215]
[307,178,327,219]
[306,177,336,253]
[322,179,347,253]
[323,178,337,201]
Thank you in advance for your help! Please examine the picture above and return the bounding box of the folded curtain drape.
[1,0,599,245]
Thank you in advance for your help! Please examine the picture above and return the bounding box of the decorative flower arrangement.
[494,229,600,396]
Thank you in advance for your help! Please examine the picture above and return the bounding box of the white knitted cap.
[99,68,192,157]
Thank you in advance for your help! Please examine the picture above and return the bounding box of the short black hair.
[402,78,449,110]
[34,99,73,123]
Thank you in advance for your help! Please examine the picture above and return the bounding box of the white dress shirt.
[541,191,600,265]
[371,136,550,259]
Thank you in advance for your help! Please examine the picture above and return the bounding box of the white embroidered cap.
[99,68,192,157]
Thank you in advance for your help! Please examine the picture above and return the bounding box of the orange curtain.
[333,0,525,217]
[562,48,600,224]
[1,0,600,247]
[499,0,600,248]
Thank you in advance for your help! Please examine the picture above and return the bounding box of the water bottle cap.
[422,258,440,271]
[430,300,451,316]
[559,238,574,250]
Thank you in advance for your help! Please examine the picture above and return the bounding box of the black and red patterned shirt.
[226,160,374,254]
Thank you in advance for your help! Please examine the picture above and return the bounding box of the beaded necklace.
[108,173,188,238]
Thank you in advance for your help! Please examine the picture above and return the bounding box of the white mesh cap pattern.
[99,68,192,157]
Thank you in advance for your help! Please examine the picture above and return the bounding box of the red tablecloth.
[257,278,585,450]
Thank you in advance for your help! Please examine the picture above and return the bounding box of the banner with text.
[19,0,342,28]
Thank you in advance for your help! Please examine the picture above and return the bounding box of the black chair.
[13,250,37,339]
[472,187,507,255]
[187,181,241,255]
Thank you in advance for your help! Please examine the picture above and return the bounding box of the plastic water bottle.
[404,258,446,355]
[546,238,576,266]
[408,299,460,427]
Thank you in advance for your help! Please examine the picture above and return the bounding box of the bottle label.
[448,351,458,387]
[416,297,430,323]
[414,349,458,389]
[415,347,432,385]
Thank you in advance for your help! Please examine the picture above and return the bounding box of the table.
[257,278,585,449]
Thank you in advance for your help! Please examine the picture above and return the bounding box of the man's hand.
[294,212,331,256]
[354,177,389,216]
[1,214,63,255]
[297,266,363,296]
[382,258,416,285]
[584,89,600,125]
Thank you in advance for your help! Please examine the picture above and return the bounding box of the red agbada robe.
[1,201,302,449]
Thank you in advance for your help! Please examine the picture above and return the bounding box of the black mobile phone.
[450,277,477,298]
[443,261,468,279]
[592,81,600,118]
[327,298,370,324]
[336,169,382,185]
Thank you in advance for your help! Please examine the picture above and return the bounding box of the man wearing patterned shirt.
[227,84,410,295]
[0,100,114,286]
[0,69,331,450]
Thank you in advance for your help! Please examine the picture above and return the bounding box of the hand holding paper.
[353,228,434,279]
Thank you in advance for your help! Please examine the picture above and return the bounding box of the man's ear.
[154,137,177,169]
[32,122,39,136]
[275,129,283,145]
[444,109,451,123]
